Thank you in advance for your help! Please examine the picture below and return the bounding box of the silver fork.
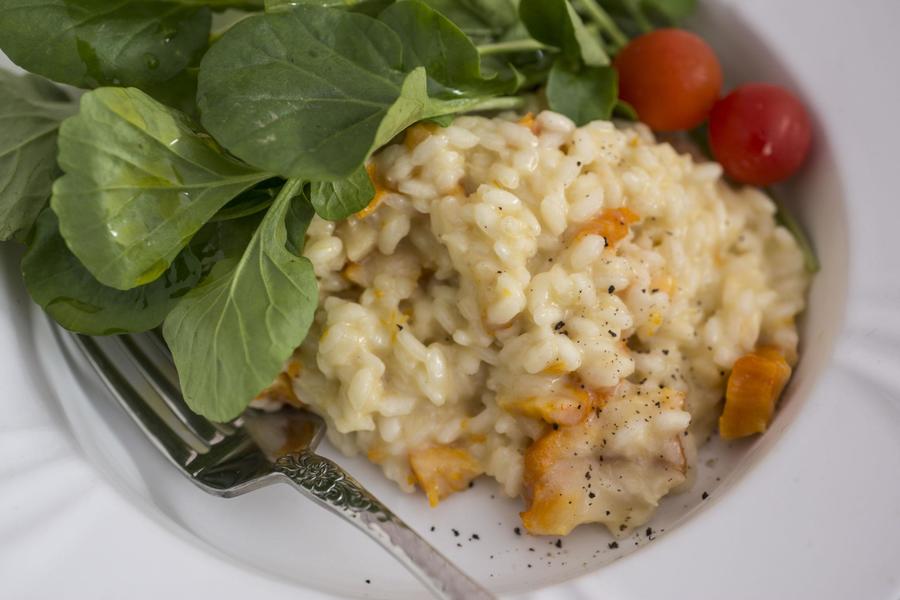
[70,331,494,600]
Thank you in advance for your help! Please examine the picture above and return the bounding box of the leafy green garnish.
[0,1,211,89]
[51,88,268,291]
[311,166,376,221]
[420,0,519,43]
[163,179,318,421]
[519,0,609,67]
[379,0,502,96]
[613,98,639,120]
[265,0,391,12]
[22,208,259,335]
[198,5,437,180]
[212,177,286,222]
[546,61,617,125]
[0,72,75,241]
[640,0,697,23]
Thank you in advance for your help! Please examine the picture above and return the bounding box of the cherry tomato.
[708,83,812,185]
[613,29,722,131]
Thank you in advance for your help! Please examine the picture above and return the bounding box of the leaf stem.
[575,0,630,50]
[478,38,554,56]
[460,96,528,112]
[622,0,653,33]
[773,197,820,273]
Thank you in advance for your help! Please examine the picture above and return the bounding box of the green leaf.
[163,179,318,422]
[310,166,375,221]
[613,98,639,121]
[687,122,713,160]
[51,87,269,291]
[212,177,285,222]
[419,0,518,43]
[141,69,201,120]
[379,0,504,97]
[519,0,609,67]
[198,6,438,180]
[0,72,76,241]
[285,188,316,255]
[546,60,617,125]
[640,0,696,23]
[22,208,259,335]
[770,191,820,274]
[0,0,211,89]
[265,0,392,13]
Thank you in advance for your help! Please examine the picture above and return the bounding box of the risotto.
[257,111,808,537]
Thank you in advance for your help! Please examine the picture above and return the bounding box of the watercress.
[0,0,211,89]
[310,167,376,221]
[162,179,318,421]
[23,209,260,335]
[52,87,269,291]
[379,0,503,96]
[546,61,618,125]
[519,0,609,67]
[200,1,522,185]
[0,71,75,241]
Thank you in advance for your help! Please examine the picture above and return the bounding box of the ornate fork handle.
[274,452,494,600]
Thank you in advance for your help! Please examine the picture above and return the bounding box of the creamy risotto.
[256,111,808,537]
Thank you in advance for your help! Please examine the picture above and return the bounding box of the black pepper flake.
[608,330,617,337]
[588,491,596,499]
[529,547,535,552]
[457,543,462,547]
[396,324,403,331]
[552,423,559,430]
[365,579,371,584]
[608,285,616,293]
[514,527,522,536]
[608,541,619,549]
[472,534,480,540]
[702,491,709,500]
[430,526,435,532]
[452,528,460,537]
[645,527,653,538]
[662,349,669,355]
[468,481,475,489]
[555,539,563,548]
[554,321,566,331]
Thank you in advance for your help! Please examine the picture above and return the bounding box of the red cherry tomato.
[613,29,722,131]
[708,84,812,185]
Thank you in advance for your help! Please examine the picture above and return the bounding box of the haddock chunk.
[719,347,791,439]
[521,383,690,536]
[410,446,484,507]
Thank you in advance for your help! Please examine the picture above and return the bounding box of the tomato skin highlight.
[613,28,722,132]
[708,83,812,185]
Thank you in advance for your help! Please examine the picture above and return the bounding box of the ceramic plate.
[2,0,899,598]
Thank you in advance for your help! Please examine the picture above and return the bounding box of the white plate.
[2,0,899,598]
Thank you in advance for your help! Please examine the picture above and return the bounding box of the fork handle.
[274,452,494,600]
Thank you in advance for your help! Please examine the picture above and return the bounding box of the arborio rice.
[260,110,808,537]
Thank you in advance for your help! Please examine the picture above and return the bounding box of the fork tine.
[74,335,198,469]
[118,335,229,444]
[145,330,241,433]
